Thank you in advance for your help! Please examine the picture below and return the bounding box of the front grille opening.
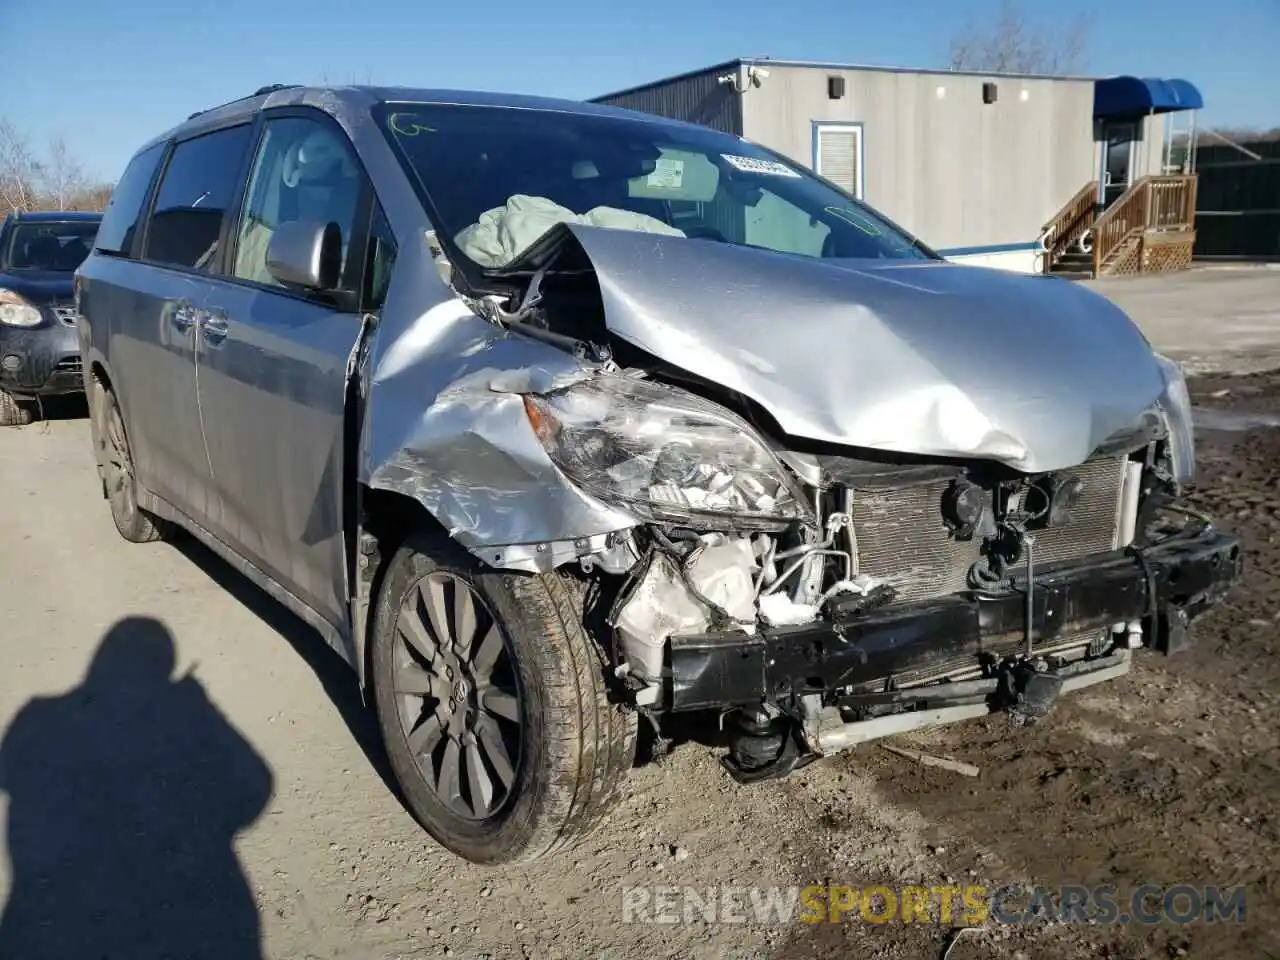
[846,456,1129,605]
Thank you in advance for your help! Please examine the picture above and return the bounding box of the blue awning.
[1094,76,1203,119]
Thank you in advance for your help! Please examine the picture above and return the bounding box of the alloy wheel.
[104,402,135,512]
[393,573,522,820]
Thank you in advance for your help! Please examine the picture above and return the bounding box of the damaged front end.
[637,436,1240,783]
[361,223,1240,786]
[419,354,1240,786]
[541,367,1242,783]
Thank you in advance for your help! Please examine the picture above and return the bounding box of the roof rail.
[252,83,299,97]
[187,84,301,121]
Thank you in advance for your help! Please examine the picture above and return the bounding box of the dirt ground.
[1,371,1277,960]
[1085,266,1280,376]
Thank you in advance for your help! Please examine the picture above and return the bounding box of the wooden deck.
[1041,175,1198,279]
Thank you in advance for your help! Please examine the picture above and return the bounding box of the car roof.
[363,86,698,123]
[10,211,102,223]
[144,84,720,155]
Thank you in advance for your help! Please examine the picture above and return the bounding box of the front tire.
[371,532,636,864]
[94,382,171,543]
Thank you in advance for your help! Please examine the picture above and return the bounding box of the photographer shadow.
[0,616,271,960]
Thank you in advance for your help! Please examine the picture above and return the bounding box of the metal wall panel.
[593,67,743,135]
[740,65,1097,250]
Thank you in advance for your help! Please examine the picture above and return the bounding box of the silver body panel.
[361,301,638,557]
[76,84,1183,672]
[195,282,359,638]
[563,224,1167,474]
[80,261,215,514]
[253,90,646,559]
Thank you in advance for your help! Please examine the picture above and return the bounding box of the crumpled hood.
[564,225,1166,473]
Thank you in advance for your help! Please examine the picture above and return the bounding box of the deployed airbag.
[455,194,684,267]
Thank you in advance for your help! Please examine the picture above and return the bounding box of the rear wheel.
[95,383,171,543]
[371,532,636,864]
[0,389,33,427]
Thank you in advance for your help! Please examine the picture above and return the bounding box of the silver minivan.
[76,84,1240,864]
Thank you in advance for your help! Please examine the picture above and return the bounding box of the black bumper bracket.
[668,527,1241,713]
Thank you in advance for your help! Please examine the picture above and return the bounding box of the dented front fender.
[358,243,638,572]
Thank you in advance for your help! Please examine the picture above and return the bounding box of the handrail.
[1148,175,1197,229]
[1092,180,1150,275]
[1040,180,1099,273]
[1092,175,1197,275]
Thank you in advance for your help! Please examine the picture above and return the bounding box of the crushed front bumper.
[0,312,83,396]
[667,526,1242,714]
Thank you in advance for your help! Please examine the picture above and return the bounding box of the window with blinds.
[815,124,863,199]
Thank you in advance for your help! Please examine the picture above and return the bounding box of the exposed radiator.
[849,480,985,604]
[848,456,1128,605]
[1026,456,1128,565]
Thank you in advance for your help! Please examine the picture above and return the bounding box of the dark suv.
[0,211,101,425]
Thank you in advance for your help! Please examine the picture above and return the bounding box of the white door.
[814,123,864,199]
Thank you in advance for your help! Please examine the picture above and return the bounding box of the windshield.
[3,220,99,272]
[374,103,932,269]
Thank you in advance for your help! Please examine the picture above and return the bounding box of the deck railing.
[1092,175,1197,275]
[1039,180,1099,272]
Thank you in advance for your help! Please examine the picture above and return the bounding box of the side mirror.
[266,220,342,291]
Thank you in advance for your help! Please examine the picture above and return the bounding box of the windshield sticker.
[388,113,436,137]
[646,157,685,189]
[721,154,801,178]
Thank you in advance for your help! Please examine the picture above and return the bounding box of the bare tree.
[0,118,110,213]
[0,118,43,214]
[43,136,87,212]
[68,182,115,212]
[948,2,1091,75]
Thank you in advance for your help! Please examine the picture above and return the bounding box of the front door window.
[1103,123,1137,208]
[232,116,365,293]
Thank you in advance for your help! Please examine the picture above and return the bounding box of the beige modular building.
[594,59,1204,275]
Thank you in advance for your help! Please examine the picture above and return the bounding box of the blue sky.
[2,0,1276,182]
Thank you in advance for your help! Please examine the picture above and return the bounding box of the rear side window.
[144,124,254,271]
[95,142,166,257]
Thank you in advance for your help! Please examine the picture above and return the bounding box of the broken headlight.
[524,375,810,528]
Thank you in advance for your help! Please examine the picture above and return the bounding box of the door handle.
[201,310,230,346]
[171,300,198,335]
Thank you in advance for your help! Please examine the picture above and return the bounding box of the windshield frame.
[1,218,101,274]
[371,100,940,291]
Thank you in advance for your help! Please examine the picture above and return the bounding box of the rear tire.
[0,389,33,427]
[95,382,171,543]
[371,531,636,864]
